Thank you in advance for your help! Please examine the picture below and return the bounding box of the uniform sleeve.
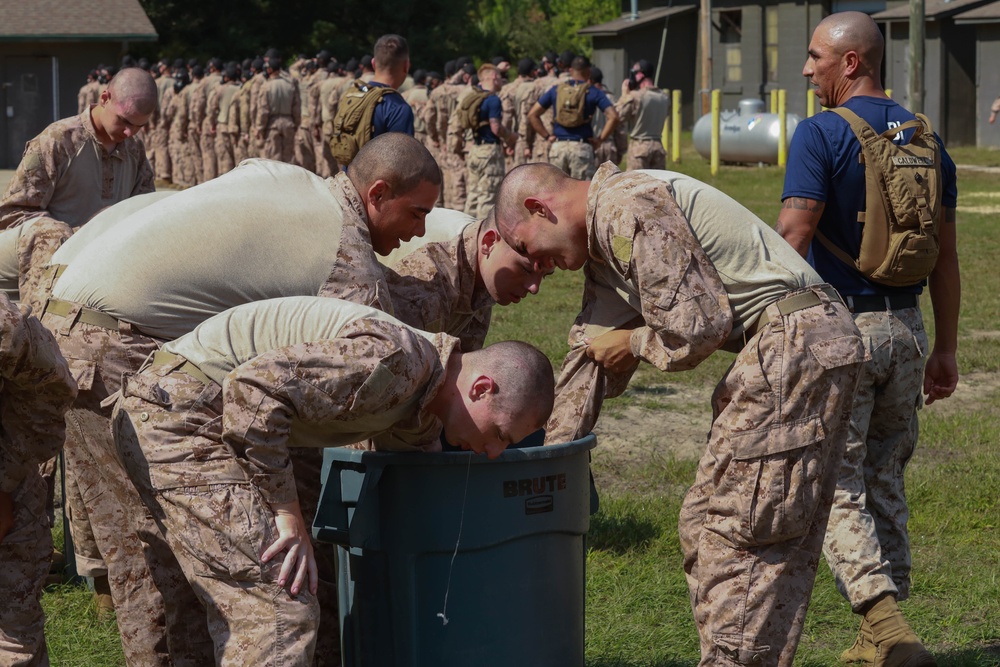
[600,177,733,371]
[132,146,155,197]
[0,299,77,492]
[0,137,64,230]
[254,81,269,129]
[781,119,833,203]
[316,222,395,315]
[615,92,639,125]
[220,321,437,505]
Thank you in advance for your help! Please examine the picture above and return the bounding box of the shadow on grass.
[587,659,696,667]
[588,509,660,554]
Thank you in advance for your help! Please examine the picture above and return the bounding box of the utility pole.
[908,0,924,113]
[700,0,712,115]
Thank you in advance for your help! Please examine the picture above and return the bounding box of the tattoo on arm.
[781,197,824,212]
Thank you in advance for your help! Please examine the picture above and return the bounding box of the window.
[766,6,779,83]
[720,10,743,83]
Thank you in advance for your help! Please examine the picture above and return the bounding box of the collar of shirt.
[586,162,622,265]
[81,105,126,160]
[329,171,368,225]
[458,220,496,314]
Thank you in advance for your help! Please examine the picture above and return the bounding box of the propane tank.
[693,98,801,164]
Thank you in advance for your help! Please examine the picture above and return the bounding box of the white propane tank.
[693,98,801,164]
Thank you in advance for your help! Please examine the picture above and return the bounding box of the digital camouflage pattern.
[0,109,153,230]
[0,296,76,667]
[545,165,865,666]
[823,306,928,610]
[255,75,301,164]
[113,319,457,665]
[547,140,597,180]
[37,310,180,667]
[464,143,505,219]
[624,138,667,171]
[384,219,493,351]
[13,218,72,316]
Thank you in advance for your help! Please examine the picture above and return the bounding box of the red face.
[506,213,589,273]
[479,229,549,306]
[368,179,440,255]
[97,91,151,143]
[444,381,540,459]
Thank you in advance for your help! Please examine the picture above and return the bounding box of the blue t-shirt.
[538,80,612,139]
[475,91,503,144]
[782,96,957,296]
[368,81,415,136]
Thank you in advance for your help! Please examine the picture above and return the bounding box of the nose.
[526,279,540,295]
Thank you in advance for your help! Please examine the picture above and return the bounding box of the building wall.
[0,41,131,168]
[976,23,1000,148]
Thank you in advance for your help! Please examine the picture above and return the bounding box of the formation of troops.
[76,46,672,216]
[0,13,960,667]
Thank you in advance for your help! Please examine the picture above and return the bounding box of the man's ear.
[480,228,502,257]
[367,179,389,207]
[524,197,549,220]
[468,375,498,401]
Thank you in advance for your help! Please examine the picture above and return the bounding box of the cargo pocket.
[65,357,96,393]
[807,334,867,370]
[712,415,826,547]
[121,372,171,408]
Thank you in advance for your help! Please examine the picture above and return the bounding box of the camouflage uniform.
[44,163,394,664]
[0,217,73,314]
[0,295,77,667]
[168,84,198,187]
[112,301,454,666]
[256,73,301,164]
[545,165,865,667]
[592,86,626,169]
[427,73,468,209]
[383,218,493,351]
[0,108,154,230]
[526,74,559,164]
[76,80,100,115]
[197,72,223,182]
[207,80,242,176]
[294,76,317,173]
[616,87,670,170]
[186,78,207,184]
[150,75,175,181]
[315,75,346,178]
[402,84,431,153]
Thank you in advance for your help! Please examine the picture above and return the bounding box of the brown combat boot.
[865,595,937,667]
[841,617,877,665]
[93,574,115,621]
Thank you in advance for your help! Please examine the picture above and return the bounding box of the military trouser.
[215,131,238,176]
[626,138,666,171]
[190,129,204,184]
[442,152,467,212]
[114,363,319,667]
[263,116,297,164]
[150,128,171,181]
[294,126,316,173]
[39,305,212,667]
[593,139,620,172]
[0,471,51,667]
[678,286,865,666]
[548,140,596,180]
[465,143,505,219]
[201,125,218,182]
[823,303,927,611]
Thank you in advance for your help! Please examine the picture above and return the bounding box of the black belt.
[846,294,918,313]
[554,136,587,142]
[473,139,499,145]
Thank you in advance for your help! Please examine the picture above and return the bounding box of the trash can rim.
[325,433,596,466]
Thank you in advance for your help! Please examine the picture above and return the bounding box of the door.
[2,56,55,169]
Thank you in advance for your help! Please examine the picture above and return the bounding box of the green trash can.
[312,435,597,667]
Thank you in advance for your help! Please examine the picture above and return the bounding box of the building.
[952,0,1000,147]
[0,0,157,168]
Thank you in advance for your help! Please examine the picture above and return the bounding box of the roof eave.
[0,33,157,42]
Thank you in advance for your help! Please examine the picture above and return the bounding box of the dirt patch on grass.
[922,370,1000,419]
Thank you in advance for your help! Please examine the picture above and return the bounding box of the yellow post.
[770,89,777,114]
[711,89,720,175]
[778,89,787,167]
[661,89,670,156]
[672,89,682,163]
[886,88,892,99]
[807,89,815,118]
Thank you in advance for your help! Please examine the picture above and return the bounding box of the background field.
[39,140,1000,665]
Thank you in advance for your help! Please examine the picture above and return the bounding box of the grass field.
[41,138,1000,666]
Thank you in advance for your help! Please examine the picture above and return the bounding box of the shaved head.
[467,340,555,427]
[816,11,884,73]
[107,67,158,117]
[494,163,570,238]
[349,131,441,196]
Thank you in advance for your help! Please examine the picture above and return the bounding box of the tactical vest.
[816,107,943,287]
[329,81,395,166]
[554,82,590,128]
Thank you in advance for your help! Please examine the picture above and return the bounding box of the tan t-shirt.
[165,296,436,449]
[378,207,474,268]
[636,169,820,336]
[54,159,387,340]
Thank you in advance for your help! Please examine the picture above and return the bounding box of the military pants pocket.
[710,416,827,547]
[160,484,276,583]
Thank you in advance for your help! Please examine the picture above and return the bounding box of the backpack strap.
[814,229,860,270]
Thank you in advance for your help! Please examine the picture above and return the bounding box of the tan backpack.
[329,81,395,166]
[816,107,943,287]
[554,82,590,128]
[456,89,492,132]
